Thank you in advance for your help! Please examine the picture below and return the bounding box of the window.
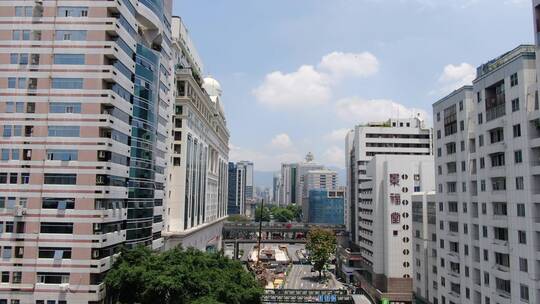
[519,258,528,272]
[517,204,525,217]
[38,247,72,259]
[48,126,80,137]
[495,252,509,267]
[510,73,518,87]
[461,161,466,172]
[40,223,73,234]
[513,124,521,137]
[55,30,87,41]
[437,112,440,122]
[12,272,21,284]
[12,30,31,41]
[514,150,522,164]
[10,53,29,65]
[490,153,505,167]
[520,284,529,301]
[480,157,485,169]
[42,198,75,209]
[53,54,85,65]
[495,278,511,295]
[484,272,489,285]
[1,271,8,282]
[479,135,484,147]
[437,130,441,139]
[437,148,441,157]
[491,177,506,191]
[460,140,465,151]
[7,77,27,89]
[518,230,526,244]
[492,202,507,216]
[43,174,76,185]
[51,78,83,89]
[511,98,520,112]
[49,102,81,113]
[446,142,456,155]
[36,272,70,284]
[15,6,33,17]
[46,150,78,161]
[516,176,524,190]
[478,113,483,124]
[489,128,504,143]
[57,6,88,17]
[1,149,9,161]
[460,120,464,131]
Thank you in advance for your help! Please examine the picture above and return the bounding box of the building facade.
[227,161,254,215]
[279,153,324,206]
[302,169,338,222]
[352,155,434,304]
[163,17,229,252]
[430,44,539,304]
[0,0,173,303]
[411,192,437,304]
[345,117,433,246]
[307,189,345,225]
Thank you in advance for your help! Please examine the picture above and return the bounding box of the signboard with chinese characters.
[389,193,400,205]
[391,212,401,224]
[389,173,400,186]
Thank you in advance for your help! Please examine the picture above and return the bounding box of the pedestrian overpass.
[261,289,354,304]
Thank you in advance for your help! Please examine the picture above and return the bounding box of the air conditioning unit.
[59,283,69,292]
[98,151,106,158]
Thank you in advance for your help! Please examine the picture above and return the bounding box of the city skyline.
[175,0,532,172]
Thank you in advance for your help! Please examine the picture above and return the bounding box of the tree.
[305,228,337,279]
[105,246,263,304]
[285,204,302,221]
[272,208,294,222]
[254,205,271,222]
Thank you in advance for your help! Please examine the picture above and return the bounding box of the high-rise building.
[227,161,254,215]
[345,117,432,246]
[0,0,173,303]
[272,173,281,204]
[302,169,338,221]
[307,189,345,225]
[427,44,538,304]
[164,17,230,252]
[279,153,324,206]
[351,155,434,304]
[411,191,437,304]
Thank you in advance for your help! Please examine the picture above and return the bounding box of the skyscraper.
[279,153,324,206]
[0,0,173,303]
[227,161,254,215]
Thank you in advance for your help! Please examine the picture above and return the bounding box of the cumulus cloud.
[319,52,379,78]
[323,146,345,169]
[254,51,379,109]
[335,97,429,125]
[324,128,351,142]
[270,133,293,150]
[253,65,331,109]
[437,63,476,94]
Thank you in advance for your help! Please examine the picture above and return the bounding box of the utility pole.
[256,199,264,266]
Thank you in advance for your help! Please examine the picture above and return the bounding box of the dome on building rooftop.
[202,77,222,98]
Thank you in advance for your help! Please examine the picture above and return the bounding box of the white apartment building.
[353,155,434,304]
[411,192,438,304]
[163,17,229,252]
[431,43,539,304]
[345,117,432,246]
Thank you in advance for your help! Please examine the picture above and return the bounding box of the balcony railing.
[486,103,506,122]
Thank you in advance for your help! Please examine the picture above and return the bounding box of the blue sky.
[174,0,532,173]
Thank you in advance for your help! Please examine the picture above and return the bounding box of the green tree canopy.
[272,208,295,222]
[305,228,337,278]
[255,205,271,222]
[105,246,263,304]
[227,214,251,223]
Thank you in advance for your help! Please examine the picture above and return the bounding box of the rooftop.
[476,44,535,79]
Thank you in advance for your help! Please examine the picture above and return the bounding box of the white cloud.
[253,65,331,109]
[270,133,293,150]
[254,51,380,110]
[323,146,345,169]
[335,97,429,124]
[324,128,351,142]
[437,63,476,94]
[319,52,379,78]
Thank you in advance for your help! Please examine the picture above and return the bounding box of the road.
[284,264,344,290]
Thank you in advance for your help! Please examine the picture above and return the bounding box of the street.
[284,264,343,290]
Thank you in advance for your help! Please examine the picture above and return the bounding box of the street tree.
[305,228,337,279]
[272,207,295,222]
[255,205,271,222]
[105,246,263,304]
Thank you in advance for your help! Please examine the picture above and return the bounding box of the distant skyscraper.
[273,173,281,203]
[279,153,324,206]
[302,169,338,222]
[227,161,254,215]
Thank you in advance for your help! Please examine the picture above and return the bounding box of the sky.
[173,0,532,175]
